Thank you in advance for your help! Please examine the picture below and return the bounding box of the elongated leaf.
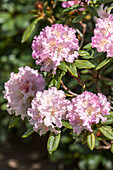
[83,43,92,49]
[21,17,43,43]
[22,128,34,138]
[9,115,20,129]
[99,0,113,3]
[87,133,95,150]
[57,71,65,89]
[58,61,67,72]
[96,58,113,70]
[78,50,90,57]
[101,115,113,124]
[66,63,78,77]
[109,111,113,117]
[63,5,82,13]
[111,144,113,153]
[62,120,73,129]
[99,126,113,140]
[47,132,61,155]
[74,60,95,69]
[106,5,113,12]
[58,0,67,1]
[87,6,99,17]
[72,14,86,23]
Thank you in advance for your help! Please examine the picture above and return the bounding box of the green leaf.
[63,5,82,13]
[9,115,20,129]
[96,58,113,70]
[72,14,86,23]
[109,111,113,118]
[21,17,43,43]
[47,132,61,155]
[57,71,65,89]
[106,5,113,12]
[58,61,67,72]
[58,0,67,1]
[87,133,95,150]
[22,128,34,138]
[74,60,95,69]
[99,0,113,4]
[83,43,92,49]
[62,120,73,129]
[87,6,99,17]
[78,50,90,57]
[101,115,113,124]
[111,144,113,153]
[66,63,78,77]
[99,126,113,140]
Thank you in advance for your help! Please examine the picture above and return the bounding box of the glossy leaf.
[74,60,95,69]
[96,58,113,70]
[47,132,61,155]
[58,61,67,72]
[101,115,113,124]
[87,133,95,150]
[66,63,78,77]
[99,0,113,3]
[83,43,92,49]
[99,126,113,140]
[72,14,86,23]
[62,120,73,129]
[9,115,20,129]
[22,128,34,138]
[21,17,43,43]
[111,144,113,153]
[109,111,113,117]
[78,50,90,57]
[87,6,99,17]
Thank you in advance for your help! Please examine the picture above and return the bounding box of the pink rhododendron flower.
[67,91,110,134]
[62,0,90,11]
[32,24,79,74]
[92,14,113,57]
[27,87,70,135]
[4,66,45,120]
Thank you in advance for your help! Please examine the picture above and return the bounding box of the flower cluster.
[4,66,45,120]
[92,14,113,57]
[62,0,90,11]
[27,87,70,135]
[32,24,79,74]
[67,91,110,134]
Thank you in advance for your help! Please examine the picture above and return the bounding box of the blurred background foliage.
[0,0,113,169]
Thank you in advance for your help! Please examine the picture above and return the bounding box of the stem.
[61,80,77,97]
[79,21,86,48]
[98,145,111,150]
[90,70,101,93]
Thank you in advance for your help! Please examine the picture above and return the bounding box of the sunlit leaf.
[47,132,61,155]
[9,115,20,129]
[87,133,95,150]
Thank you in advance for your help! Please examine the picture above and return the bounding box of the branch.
[79,21,86,48]
[61,80,77,97]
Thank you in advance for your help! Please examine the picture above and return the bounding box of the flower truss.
[32,24,79,74]
[92,14,113,57]
[27,87,70,135]
[4,66,45,120]
[62,0,90,11]
[67,91,111,134]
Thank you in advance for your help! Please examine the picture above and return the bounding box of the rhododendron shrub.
[3,0,113,155]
